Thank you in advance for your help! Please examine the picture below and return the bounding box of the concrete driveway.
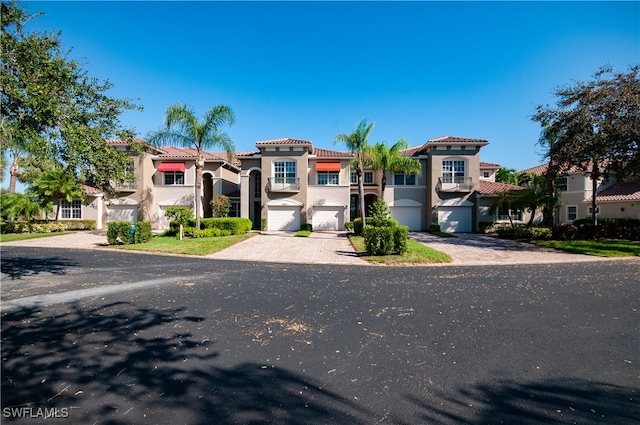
[2,230,626,266]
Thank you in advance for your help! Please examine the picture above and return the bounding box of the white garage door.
[438,207,472,233]
[312,207,344,231]
[107,206,138,223]
[268,206,300,231]
[390,207,421,231]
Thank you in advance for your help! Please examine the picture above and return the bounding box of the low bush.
[496,225,552,241]
[107,221,134,245]
[353,217,364,235]
[300,223,312,232]
[191,228,231,238]
[345,221,354,232]
[552,220,640,241]
[200,217,252,234]
[363,225,409,255]
[134,221,153,244]
[428,223,441,233]
[1,219,95,233]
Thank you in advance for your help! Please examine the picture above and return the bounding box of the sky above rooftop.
[15,1,640,175]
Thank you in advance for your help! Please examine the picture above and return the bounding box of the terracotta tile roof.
[520,163,549,175]
[256,138,313,146]
[311,147,354,158]
[400,146,423,157]
[428,136,489,145]
[234,150,261,157]
[478,180,526,195]
[480,162,501,169]
[588,182,640,202]
[83,184,103,195]
[155,146,240,166]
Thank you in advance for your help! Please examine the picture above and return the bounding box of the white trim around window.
[567,205,578,222]
[164,171,185,185]
[317,171,339,185]
[61,200,82,219]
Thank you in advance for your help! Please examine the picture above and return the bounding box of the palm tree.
[147,103,235,229]
[488,192,520,228]
[29,167,83,220]
[335,119,374,227]
[368,139,422,198]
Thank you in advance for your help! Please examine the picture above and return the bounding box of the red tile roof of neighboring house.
[83,184,102,195]
[587,182,640,202]
[478,180,526,195]
[256,138,313,146]
[480,162,501,169]
[311,147,354,158]
[155,146,240,166]
[234,150,261,157]
[428,136,490,145]
[400,146,423,157]
[520,163,549,175]
[521,161,608,176]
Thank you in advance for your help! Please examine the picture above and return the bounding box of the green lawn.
[348,235,452,265]
[0,232,74,243]
[112,232,257,256]
[534,239,640,257]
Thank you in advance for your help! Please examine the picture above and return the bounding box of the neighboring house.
[68,139,241,230]
[520,163,640,223]
[237,135,500,232]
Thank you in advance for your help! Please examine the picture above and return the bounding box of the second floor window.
[61,200,82,219]
[317,171,339,185]
[350,170,374,184]
[394,173,416,185]
[556,177,568,192]
[567,205,577,221]
[274,161,296,184]
[164,171,185,185]
[442,160,465,183]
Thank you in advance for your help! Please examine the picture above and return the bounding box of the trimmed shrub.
[134,221,153,243]
[200,217,252,234]
[210,195,231,217]
[300,223,312,232]
[552,220,640,241]
[107,221,134,245]
[363,225,395,255]
[393,225,409,254]
[428,223,441,233]
[345,221,354,232]
[192,228,225,238]
[496,225,552,241]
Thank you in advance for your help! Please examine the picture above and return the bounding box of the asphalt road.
[1,246,639,425]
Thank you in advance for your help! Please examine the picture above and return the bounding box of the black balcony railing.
[268,177,300,192]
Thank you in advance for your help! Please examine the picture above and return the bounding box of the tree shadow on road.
[397,378,639,425]
[1,302,373,425]
[0,255,79,280]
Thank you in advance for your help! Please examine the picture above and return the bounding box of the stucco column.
[96,194,103,230]
[240,173,250,219]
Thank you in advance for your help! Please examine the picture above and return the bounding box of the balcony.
[111,178,137,192]
[268,177,300,192]
[437,176,474,192]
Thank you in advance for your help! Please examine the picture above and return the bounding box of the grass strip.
[534,239,640,257]
[112,232,257,256]
[0,232,74,243]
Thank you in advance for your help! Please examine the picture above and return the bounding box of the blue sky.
[16,1,640,174]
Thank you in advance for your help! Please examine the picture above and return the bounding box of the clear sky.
[17,1,640,173]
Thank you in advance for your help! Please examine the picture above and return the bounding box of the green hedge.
[300,223,312,232]
[107,221,152,245]
[200,217,252,234]
[363,225,409,255]
[1,219,96,233]
[552,220,640,241]
[496,225,552,241]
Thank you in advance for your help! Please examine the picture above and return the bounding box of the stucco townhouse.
[68,136,529,232]
[521,163,640,223]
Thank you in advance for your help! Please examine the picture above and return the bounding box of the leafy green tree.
[1,190,51,221]
[335,119,374,227]
[210,194,231,218]
[368,139,421,198]
[148,103,235,229]
[532,65,640,225]
[488,192,521,228]
[29,166,83,220]
[164,206,193,240]
[1,0,142,193]
[495,167,520,186]
[517,172,552,227]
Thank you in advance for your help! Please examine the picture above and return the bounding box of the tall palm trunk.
[195,156,205,229]
[8,157,20,193]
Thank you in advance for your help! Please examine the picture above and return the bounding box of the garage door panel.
[438,207,471,233]
[390,207,421,231]
[268,207,300,231]
[312,207,343,231]
[107,206,138,223]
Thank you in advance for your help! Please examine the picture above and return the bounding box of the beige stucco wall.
[260,148,309,222]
